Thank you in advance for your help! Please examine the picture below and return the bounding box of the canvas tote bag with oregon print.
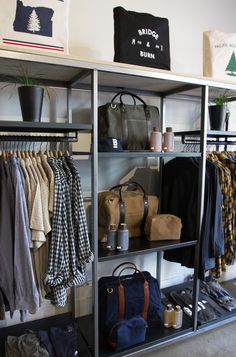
[203,30,236,82]
[0,0,69,54]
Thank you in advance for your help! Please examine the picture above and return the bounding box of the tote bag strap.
[112,262,138,276]
[110,181,149,235]
[117,267,150,321]
[111,91,146,106]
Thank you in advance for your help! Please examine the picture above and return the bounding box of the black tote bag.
[113,6,170,70]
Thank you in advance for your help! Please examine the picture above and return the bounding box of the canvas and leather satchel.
[98,262,163,332]
[98,91,160,151]
[108,316,147,351]
[98,181,159,241]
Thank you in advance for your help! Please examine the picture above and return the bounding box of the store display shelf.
[0,313,91,357]
[197,279,236,332]
[0,120,91,133]
[98,237,197,262]
[98,151,201,158]
[78,312,193,357]
[1,49,236,95]
[198,310,236,333]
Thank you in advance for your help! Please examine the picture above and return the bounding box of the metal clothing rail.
[0,134,78,142]
[183,138,236,146]
[175,130,236,147]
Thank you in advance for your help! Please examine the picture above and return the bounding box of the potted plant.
[16,67,44,122]
[208,92,230,131]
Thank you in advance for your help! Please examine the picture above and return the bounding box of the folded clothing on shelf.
[168,287,224,325]
[5,324,78,357]
[201,280,236,312]
[5,332,49,357]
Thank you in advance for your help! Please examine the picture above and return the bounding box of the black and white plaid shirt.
[44,156,93,306]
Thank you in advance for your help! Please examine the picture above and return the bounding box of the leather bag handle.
[117,267,150,321]
[110,181,146,199]
[110,181,149,235]
[111,91,147,107]
[112,262,138,276]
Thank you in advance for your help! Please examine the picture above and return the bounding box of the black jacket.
[161,158,224,278]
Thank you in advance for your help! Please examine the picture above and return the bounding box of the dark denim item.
[49,326,78,357]
[169,288,223,324]
[108,317,147,351]
[37,325,78,357]
[38,329,56,357]
[201,280,236,312]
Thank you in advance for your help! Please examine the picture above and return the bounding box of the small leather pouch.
[145,214,182,241]
[108,317,147,351]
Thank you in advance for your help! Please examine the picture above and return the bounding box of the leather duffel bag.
[98,181,159,242]
[98,91,160,151]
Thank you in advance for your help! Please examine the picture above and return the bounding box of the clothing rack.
[176,130,236,147]
[0,121,92,144]
[0,134,78,142]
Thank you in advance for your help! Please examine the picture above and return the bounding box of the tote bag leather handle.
[110,181,148,235]
[111,91,147,108]
[117,267,150,321]
[112,262,138,276]
[110,180,146,198]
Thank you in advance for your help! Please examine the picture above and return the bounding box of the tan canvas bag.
[145,214,182,241]
[98,182,159,242]
[203,30,236,82]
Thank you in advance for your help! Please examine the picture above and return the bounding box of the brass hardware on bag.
[107,287,114,294]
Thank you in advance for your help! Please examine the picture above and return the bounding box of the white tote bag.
[203,30,236,82]
[0,0,69,54]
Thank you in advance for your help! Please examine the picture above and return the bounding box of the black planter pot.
[208,104,226,131]
[18,86,44,122]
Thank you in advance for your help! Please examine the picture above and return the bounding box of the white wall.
[69,0,236,75]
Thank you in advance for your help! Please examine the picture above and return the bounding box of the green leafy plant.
[15,67,39,86]
[209,89,232,130]
[1,65,51,100]
[210,89,233,106]
[214,94,228,106]
[0,66,41,91]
